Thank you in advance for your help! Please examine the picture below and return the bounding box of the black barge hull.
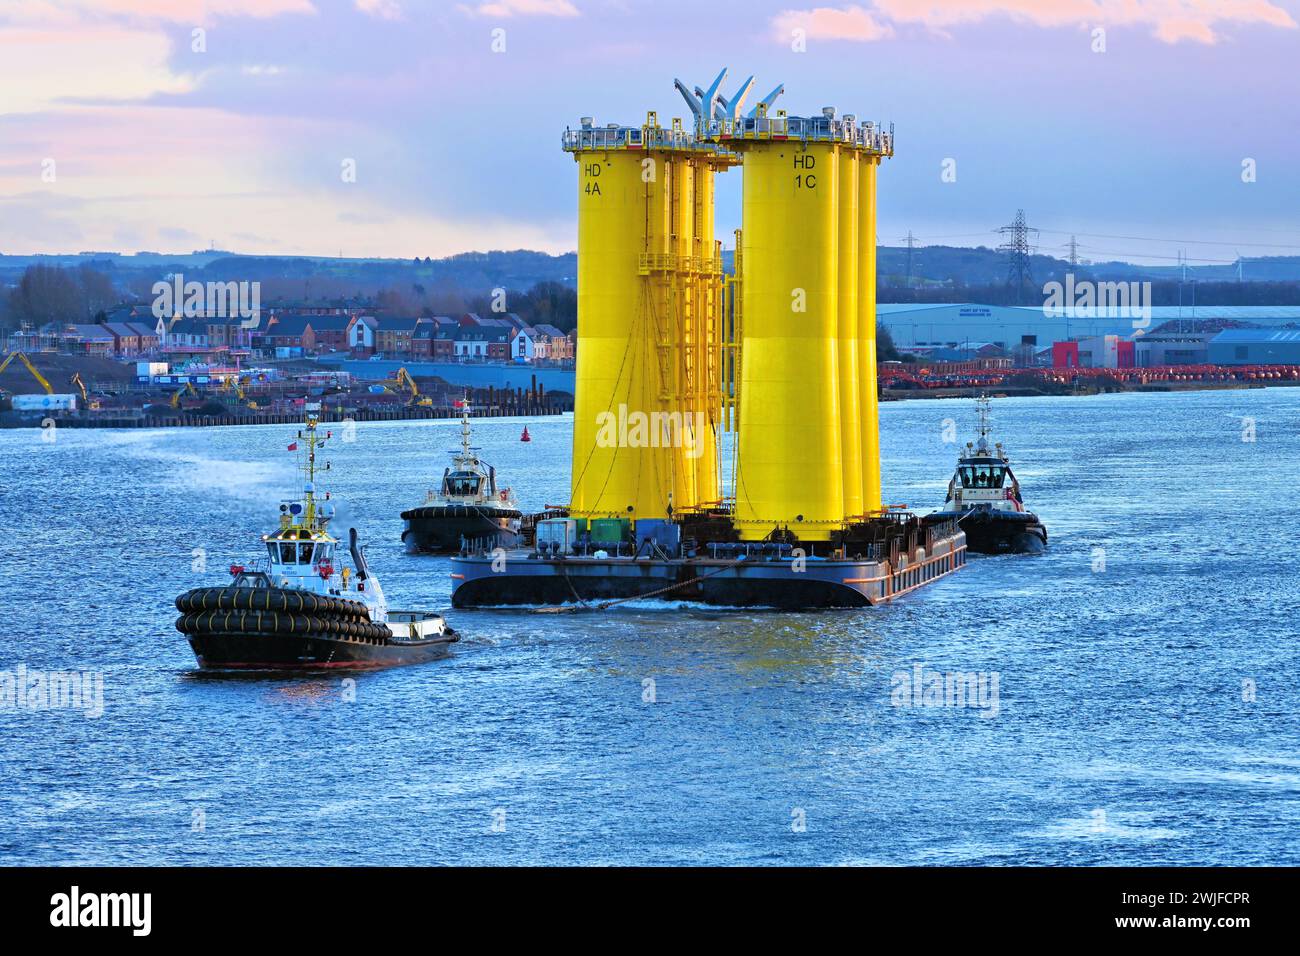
[451,538,966,610]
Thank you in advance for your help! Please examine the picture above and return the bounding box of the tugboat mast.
[297,403,328,530]
[459,401,473,460]
[973,393,993,457]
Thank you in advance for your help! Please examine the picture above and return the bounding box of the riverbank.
[882,380,1289,400]
[1,401,565,429]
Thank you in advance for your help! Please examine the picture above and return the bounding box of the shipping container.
[11,393,77,412]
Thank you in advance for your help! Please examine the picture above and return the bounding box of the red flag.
[287,441,298,451]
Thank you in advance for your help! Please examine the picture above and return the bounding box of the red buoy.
[520,426,531,442]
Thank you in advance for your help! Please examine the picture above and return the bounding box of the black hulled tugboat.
[175,403,458,670]
[400,401,522,553]
[928,395,1047,555]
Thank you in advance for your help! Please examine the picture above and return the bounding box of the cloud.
[0,27,194,112]
[0,0,316,26]
[772,5,894,42]
[354,0,402,19]
[458,0,580,18]
[772,1,1297,45]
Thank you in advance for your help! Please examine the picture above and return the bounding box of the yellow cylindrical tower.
[691,158,721,508]
[857,154,882,514]
[668,154,698,512]
[569,142,676,519]
[836,146,863,519]
[734,140,842,540]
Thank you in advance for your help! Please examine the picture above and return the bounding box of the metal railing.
[637,253,724,275]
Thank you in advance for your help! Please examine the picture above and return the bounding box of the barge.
[451,513,965,609]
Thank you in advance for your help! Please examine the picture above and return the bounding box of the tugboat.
[175,403,459,670]
[400,401,522,553]
[928,395,1047,555]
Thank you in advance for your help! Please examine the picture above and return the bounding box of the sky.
[1,0,1298,266]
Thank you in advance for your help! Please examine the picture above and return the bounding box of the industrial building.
[880,304,1300,351]
[1208,329,1300,365]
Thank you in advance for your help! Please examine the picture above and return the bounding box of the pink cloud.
[772,4,894,41]
[0,1,316,30]
[459,0,580,17]
[773,1,1297,45]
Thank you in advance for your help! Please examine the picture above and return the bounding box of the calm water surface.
[1,388,1297,865]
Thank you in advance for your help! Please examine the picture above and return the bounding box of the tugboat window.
[299,543,315,564]
[445,472,482,496]
[959,466,1007,488]
[279,542,296,563]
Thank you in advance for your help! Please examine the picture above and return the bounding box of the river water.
[1,387,1296,865]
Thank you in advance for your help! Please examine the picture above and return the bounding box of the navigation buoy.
[520,426,531,443]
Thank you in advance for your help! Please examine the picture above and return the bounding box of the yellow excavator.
[170,382,199,408]
[69,372,102,411]
[0,351,53,394]
[383,367,432,406]
[220,374,257,409]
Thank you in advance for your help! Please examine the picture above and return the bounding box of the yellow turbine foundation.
[691,161,722,508]
[668,155,698,512]
[836,147,863,519]
[734,141,842,540]
[570,148,676,519]
[857,154,882,514]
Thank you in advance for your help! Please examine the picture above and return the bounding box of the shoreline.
[0,402,566,430]
[882,380,1294,401]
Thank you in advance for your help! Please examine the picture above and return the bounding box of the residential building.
[531,324,571,364]
[62,324,115,355]
[102,322,142,356]
[375,315,425,357]
[348,315,378,354]
[514,327,537,362]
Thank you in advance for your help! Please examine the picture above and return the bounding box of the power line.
[1036,227,1300,251]
[900,230,917,288]
[997,209,1039,302]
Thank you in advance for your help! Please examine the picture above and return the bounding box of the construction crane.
[0,351,53,394]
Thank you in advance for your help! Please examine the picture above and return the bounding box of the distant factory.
[880,303,1300,368]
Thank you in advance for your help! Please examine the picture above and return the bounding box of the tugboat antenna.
[974,393,993,456]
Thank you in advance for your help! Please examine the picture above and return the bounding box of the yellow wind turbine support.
[691,159,722,508]
[733,140,843,541]
[668,153,698,512]
[857,154,882,514]
[836,146,863,519]
[569,139,675,519]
